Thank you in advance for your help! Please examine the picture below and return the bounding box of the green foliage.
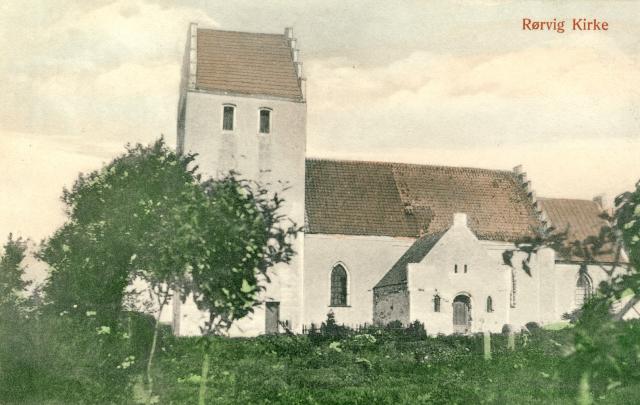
[147,330,604,404]
[555,180,640,399]
[0,307,155,403]
[0,233,30,310]
[40,138,202,326]
[307,315,428,347]
[617,180,640,268]
[189,173,299,334]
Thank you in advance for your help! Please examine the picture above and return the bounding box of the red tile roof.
[538,198,607,242]
[375,231,446,288]
[538,198,620,262]
[196,29,303,100]
[305,159,542,241]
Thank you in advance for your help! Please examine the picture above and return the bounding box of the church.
[169,23,623,336]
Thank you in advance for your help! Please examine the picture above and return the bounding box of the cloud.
[306,36,640,152]
[0,1,219,239]
[304,35,640,201]
[1,1,639,241]
[0,0,217,144]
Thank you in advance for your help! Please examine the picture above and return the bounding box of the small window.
[464,264,468,273]
[486,296,493,313]
[510,269,517,308]
[259,109,271,134]
[330,264,348,306]
[223,105,235,131]
[454,264,458,273]
[434,294,441,312]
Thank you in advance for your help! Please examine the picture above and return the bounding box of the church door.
[265,302,280,334]
[453,295,471,334]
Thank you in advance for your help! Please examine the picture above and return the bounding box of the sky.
[1,0,639,242]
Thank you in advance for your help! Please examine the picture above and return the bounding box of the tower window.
[222,105,235,131]
[486,296,493,313]
[330,264,348,306]
[454,264,458,273]
[434,294,441,312]
[259,108,271,134]
[464,264,468,273]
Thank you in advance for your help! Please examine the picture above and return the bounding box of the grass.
[147,329,640,404]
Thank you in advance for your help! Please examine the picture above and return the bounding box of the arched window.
[486,296,493,313]
[575,271,593,307]
[222,104,235,131]
[330,264,348,306]
[510,269,517,308]
[259,108,271,134]
[434,294,441,312]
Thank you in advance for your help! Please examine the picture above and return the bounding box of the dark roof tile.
[374,231,446,289]
[538,198,620,262]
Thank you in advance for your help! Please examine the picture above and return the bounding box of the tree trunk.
[613,295,640,321]
[146,299,165,405]
[198,343,211,405]
[577,371,593,405]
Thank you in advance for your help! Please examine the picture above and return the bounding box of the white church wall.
[481,242,560,329]
[554,263,615,318]
[506,250,543,328]
[303,233,414,327]
[406,215,508,334]
[535,247,558,325]
[170,264,293,337]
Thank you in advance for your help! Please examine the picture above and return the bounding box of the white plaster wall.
[170,266,295,337]
[481,241,558,328]
[554,263,615,318]
[303,234,415,327]
[407,222,509,334]
[175,90,306,335]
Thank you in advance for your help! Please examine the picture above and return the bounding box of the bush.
[525,322,541,332]
[0,308,153,403]
[307,312,351,344]
[343,333,377,352]
[404,320,428,339]
[257,334,314,358]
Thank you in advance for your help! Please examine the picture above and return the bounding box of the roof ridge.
[538,197,598,203]
[197,27,285,37]
[305,157,514,175]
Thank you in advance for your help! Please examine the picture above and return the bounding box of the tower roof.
[195,28,303,100]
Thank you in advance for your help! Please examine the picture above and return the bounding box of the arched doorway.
[453,295,471,334]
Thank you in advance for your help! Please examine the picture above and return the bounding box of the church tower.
[175,23,307,335]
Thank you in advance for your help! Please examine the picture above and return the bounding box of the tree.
[0,233,30,310]
[188,173,299,405]
[503,180,640,399]
[38,138,300,403]
[39,138,210,400]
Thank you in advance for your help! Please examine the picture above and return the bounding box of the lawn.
[148,328,640,404]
